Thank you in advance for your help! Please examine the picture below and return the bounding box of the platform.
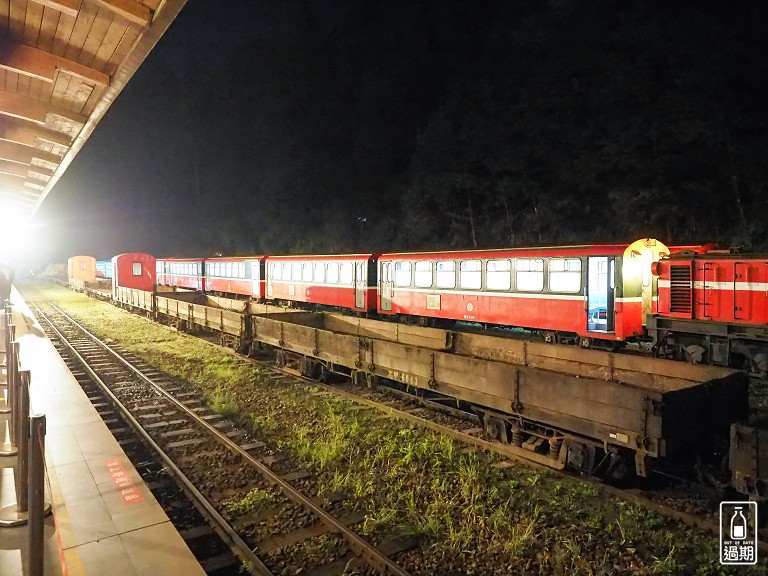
[0,287,206,576]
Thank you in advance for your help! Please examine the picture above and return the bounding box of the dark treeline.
[41,0,768,260]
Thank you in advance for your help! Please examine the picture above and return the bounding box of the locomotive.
[648,247,768,376]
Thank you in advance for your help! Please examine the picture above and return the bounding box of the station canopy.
[0,0,187,220]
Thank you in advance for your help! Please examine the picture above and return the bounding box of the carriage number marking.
[386,369,419,386]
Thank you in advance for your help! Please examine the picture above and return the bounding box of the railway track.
[245,347,768,555]
[31,299,416,576]
[30,282,768,570]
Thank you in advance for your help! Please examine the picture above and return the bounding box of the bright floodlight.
[0,200,38,261]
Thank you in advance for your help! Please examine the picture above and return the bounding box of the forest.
[43,0,768,259]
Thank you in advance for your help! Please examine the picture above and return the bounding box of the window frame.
[515,258,545,292]
[394,261,412,287]
[548,257,582,294]
[327,262,340,284]
[414,260,433,288]
[339,262,354,285]
[435,260,456,289]
[486,259,512,291]
[459,259,482,290]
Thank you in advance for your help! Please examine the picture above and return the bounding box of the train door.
[639,251,653,322]
[266,263,273,297]
[251,262,260,297]
[587,256,615,332]
[734,261,752,321]
[380,261,393,311]
[354,261,366,309]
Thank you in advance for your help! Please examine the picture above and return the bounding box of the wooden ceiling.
[0,0,187,220]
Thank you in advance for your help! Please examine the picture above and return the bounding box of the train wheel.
[579,336,592,349]
[542,331,558,345]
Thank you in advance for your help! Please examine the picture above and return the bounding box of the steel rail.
[42,283,768,558]
[45,301,412,576]
[31,301,273,576]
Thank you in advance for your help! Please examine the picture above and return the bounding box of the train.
[143,239,672,348]
[69,241,768,374]
[62,240,768,501]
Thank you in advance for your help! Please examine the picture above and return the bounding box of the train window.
[281,262,290,280]
[292,262,302,281]
[303,262,313,282]
[271,263,281,280]
[460,260,482,290]
[548,258,581,293]
[238,263,245,278]
[516,258,544,291]
[79,262,87,270]
[132,262,141,276]
[436,261,456,288]
[414,261,432,288]
[641,253,651,287]
[486,259,511,290]
[340,262,354,285]
[394,261,412,287]
[313,262,326,283]
[327,262,339,283]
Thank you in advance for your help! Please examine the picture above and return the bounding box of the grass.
[30,283,768,576]
[223,487,277,516]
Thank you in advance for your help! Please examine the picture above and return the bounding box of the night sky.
[31,0,768,267]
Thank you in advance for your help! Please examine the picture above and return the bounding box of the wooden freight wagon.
[249,312,747,477]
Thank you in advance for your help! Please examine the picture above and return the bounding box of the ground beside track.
[27,283,768,576]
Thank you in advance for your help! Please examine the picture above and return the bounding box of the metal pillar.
[28,414,46,576]
[0,330,18,456]
[0,307,9,415]
[15,370,30,512]
[0,369,29,527]
[8,339,19,447]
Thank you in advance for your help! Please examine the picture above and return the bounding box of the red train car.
[156,257,205,291]
[649,248,768,371]
[265,254,377,312]
[67,255,96,287]
[378,239,671,346]
[111,253,156,294]
[204,256,266,299]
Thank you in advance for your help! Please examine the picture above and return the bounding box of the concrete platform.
[0,287,206,576]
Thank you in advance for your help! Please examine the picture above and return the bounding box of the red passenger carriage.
[378,239,671,346]
[204,256,266,299]
[111,252,156,292]
[265,254,377,312]
[156,258,205,291]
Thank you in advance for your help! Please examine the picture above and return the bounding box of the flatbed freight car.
[247,311,746,479]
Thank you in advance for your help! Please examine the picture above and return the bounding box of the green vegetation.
[223,487,277,516]
[32,284,768,575]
